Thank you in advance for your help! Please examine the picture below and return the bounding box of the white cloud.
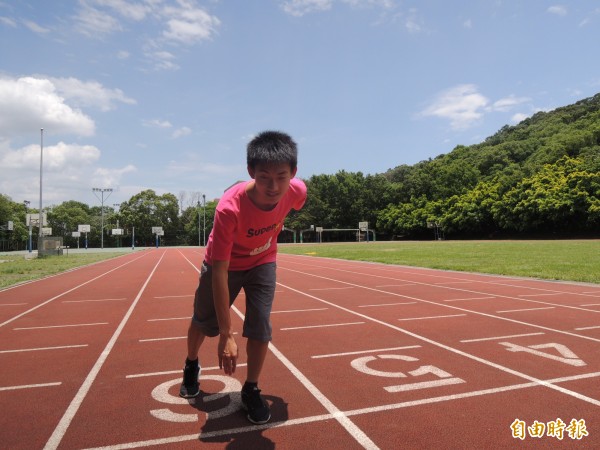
[49,77,136,112]
[143,119,172,129]
[0,141,100,171]
[511,113,529,124]
[0,141,106,205]
[23,19,50,34]
[0,76,96,138]
[420,84,489,130]
[0,16,17,27]
[92,164,137,188]
[281,0,333,17]
[161,4,221,44]
[172,126,191,139]
[280,0,397,17]
[74,3,122,36]
[490,95,531,112]
[91,0,152,21]
[145,49,180,71]
[420,87,537,130]
[547,5,567,16]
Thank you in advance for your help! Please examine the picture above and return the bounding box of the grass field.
[0,240,598,289]
[279,240,600,285]
[0,252,125,289]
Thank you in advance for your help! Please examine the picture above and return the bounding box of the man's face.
[248,162,297,210]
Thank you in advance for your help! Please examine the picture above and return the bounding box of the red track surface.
[1,248,599,449]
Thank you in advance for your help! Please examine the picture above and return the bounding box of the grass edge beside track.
[278,240,600,285]
[0,241,599,288]
[0,250,143,289]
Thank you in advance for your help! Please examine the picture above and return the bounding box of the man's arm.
[212,259,238,375]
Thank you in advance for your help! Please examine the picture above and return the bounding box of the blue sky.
[1,1,599,210]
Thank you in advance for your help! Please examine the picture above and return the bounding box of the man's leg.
[187,321,206,360]
[180,322,206,398]
[245,338,269,383]
[241,338,271,424]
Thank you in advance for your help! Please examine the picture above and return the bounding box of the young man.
[180,131,307,425]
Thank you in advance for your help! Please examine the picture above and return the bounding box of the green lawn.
[0,253,125,289]
[279,240,600,284]
[1,241,598,290]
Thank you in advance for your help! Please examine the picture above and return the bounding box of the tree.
[0,194,29,250]
[117,190,180,246]
[47,201,92,248]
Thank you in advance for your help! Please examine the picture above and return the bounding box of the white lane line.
[281,322,365,331]
[496,307,555,313]
[139,336,186,342]
[260,321,379,450]
[398,314,466,321]
[581,303,600,307]
[139,331,238,343]
[285,258,600,322]
[460,332,545,343]
[1,253,147,328]
[63,298,127,303]
[147,317,189,322]
[312,345,422,359]
[14,322,108,330]
[518,293,562,297]
[345,371,600,417]
[443,296,496,302]
[359,302,416,307]
[43,251,166,450]
[0,344,88,354]
[82,371,600,450]
[0,303,28,306]
[575,325,600,331]
[125,364,249,379]
[308,287,354,291]
[279,269,600,406]
[374,283,415,288]
[271,308,329,314]
[177,249,380,450]
[0,382,62,392]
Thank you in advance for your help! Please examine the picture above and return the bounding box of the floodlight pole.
[38,128,43,237]
[92,187,113,249]
[202,194,206,246]
[197,200,201,247]
[24,200,31,252]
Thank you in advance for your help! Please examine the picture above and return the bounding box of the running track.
[1,247,599,449]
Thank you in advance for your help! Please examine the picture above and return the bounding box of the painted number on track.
[350,354,465,393]
[500,342,586,367]
[150,375,242,423]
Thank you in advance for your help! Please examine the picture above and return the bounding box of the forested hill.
[296,93,600,240]
[1,93,599,249]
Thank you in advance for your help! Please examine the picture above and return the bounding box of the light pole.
[113,203,120,248]
[197,200,201,247]
[38,128,43,237]
[24,200,31,252]
[202,194,206,246]
[92,187,113,249]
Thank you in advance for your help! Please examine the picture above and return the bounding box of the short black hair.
[247,131,298,171]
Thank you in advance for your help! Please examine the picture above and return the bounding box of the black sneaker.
[241,386,271,424]
[179,363,200,398]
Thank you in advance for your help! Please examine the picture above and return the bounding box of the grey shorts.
[191,261,277,342]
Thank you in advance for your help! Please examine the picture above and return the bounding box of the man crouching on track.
[180,131,307,425]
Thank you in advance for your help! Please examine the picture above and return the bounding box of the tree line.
[1,93,599,250]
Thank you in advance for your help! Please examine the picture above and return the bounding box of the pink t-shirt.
[205,177,307,270]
